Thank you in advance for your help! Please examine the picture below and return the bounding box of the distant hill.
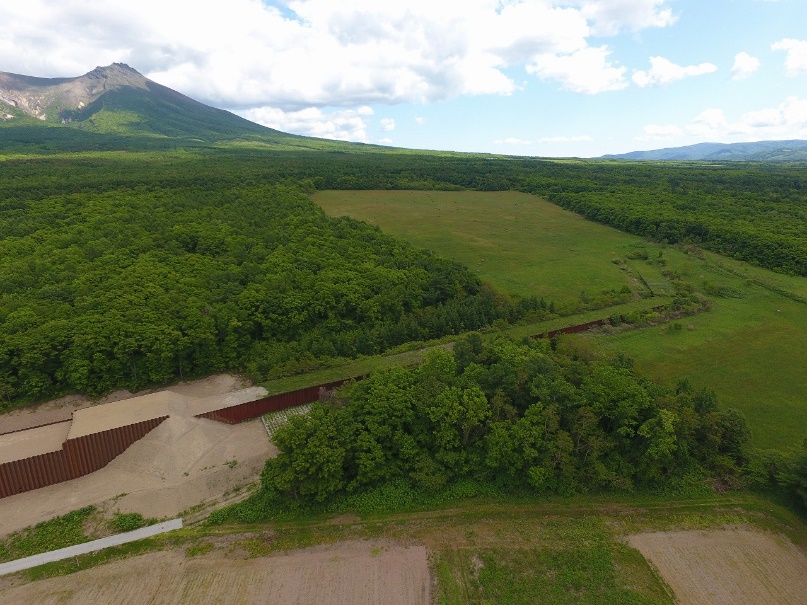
[603,140,807,162]
[0,63,361,151]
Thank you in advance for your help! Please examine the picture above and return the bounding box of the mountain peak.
[0,63,149,122]
[0,62,287,143]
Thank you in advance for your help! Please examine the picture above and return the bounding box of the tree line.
[262,336,751,503]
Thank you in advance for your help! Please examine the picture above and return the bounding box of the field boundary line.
[0,518,183,576]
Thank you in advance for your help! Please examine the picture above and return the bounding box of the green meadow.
[313,190,676,310]
[313,189,807,450]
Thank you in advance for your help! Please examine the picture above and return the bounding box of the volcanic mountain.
[0,63,336,149]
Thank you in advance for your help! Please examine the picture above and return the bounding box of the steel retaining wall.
[0,416,168,499]
[534,305,669,340]
[62,416,169,478]
[196,376,365,424]
[0,450,70,498]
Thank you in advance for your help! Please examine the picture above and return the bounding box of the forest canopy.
[2,148,807,404]
[260,336,750,503]
[0,179,509,402]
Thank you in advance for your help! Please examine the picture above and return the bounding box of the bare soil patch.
[0,373,248,434]
[627,527,807,605]
[0,374,270,537]
[0,540,431,605]
[0,418,274,536]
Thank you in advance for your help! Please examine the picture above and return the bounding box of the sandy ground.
[0,374,246,434]
[0,422,70,464]
[0,374,275,537]
[627,527,807,605]
[0,540,431,605]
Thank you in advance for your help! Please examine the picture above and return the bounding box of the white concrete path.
[0,518,183,576]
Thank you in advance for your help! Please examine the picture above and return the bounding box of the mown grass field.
[313,190,807,450]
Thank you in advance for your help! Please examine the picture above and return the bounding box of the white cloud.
[634,124,683,141]
[495,137,533,145]
[239,105,373,142]
[632,56,717,87]
[772,38,807,77]
[0,0,678,110]
[685,108,728,137]
[731,52,760,80]
[639,97,807,144]
[379,118,396,131]
[539,135,593,143]
[415,116,428,125]
[527,46,628,94]
[570,0,677,36]
[738,96,807,134]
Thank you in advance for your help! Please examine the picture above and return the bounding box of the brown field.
[0,540,431,605]
[627,528,807,605]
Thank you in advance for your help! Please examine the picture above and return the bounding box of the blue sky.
[2,0,806,156]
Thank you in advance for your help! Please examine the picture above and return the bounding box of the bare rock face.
[0,63,149,122]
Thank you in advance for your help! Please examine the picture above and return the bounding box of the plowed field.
[627,528,807,605]
[0,541,430,605]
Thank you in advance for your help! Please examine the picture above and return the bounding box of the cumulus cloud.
[632,56,717,87]
[528,46,628,94]
[772,38,807,77]
[685,108,729,137]
[240,105,374,142]
[731,52,761,79]
[0,0,678,110]
[379,118,396,131]
[638,97,807,143]
[570,0,677,36]
[634,124,684,141]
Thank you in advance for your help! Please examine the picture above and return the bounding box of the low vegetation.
[0,506,95,563]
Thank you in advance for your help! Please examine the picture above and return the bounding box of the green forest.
[2,145,807,514]
[263,336,750,502]
[0,177,512,401]
[7,148,792,406]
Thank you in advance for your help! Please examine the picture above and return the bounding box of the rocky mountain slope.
[0,63,301,144]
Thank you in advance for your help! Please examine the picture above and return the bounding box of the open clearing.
[313,189,667,307]
[627,528,807,605]
[314,189,807,449]
[0,540,430,605]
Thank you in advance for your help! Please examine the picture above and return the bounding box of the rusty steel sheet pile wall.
[0,416,169,499]
[0,450,70,498]
[533,305,669,340]
[63,416,169,478]
[197,376,366,424]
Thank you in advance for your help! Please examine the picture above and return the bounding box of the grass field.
[313,190,807,450]
[584,247,807,450]
[313,190,674,310]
